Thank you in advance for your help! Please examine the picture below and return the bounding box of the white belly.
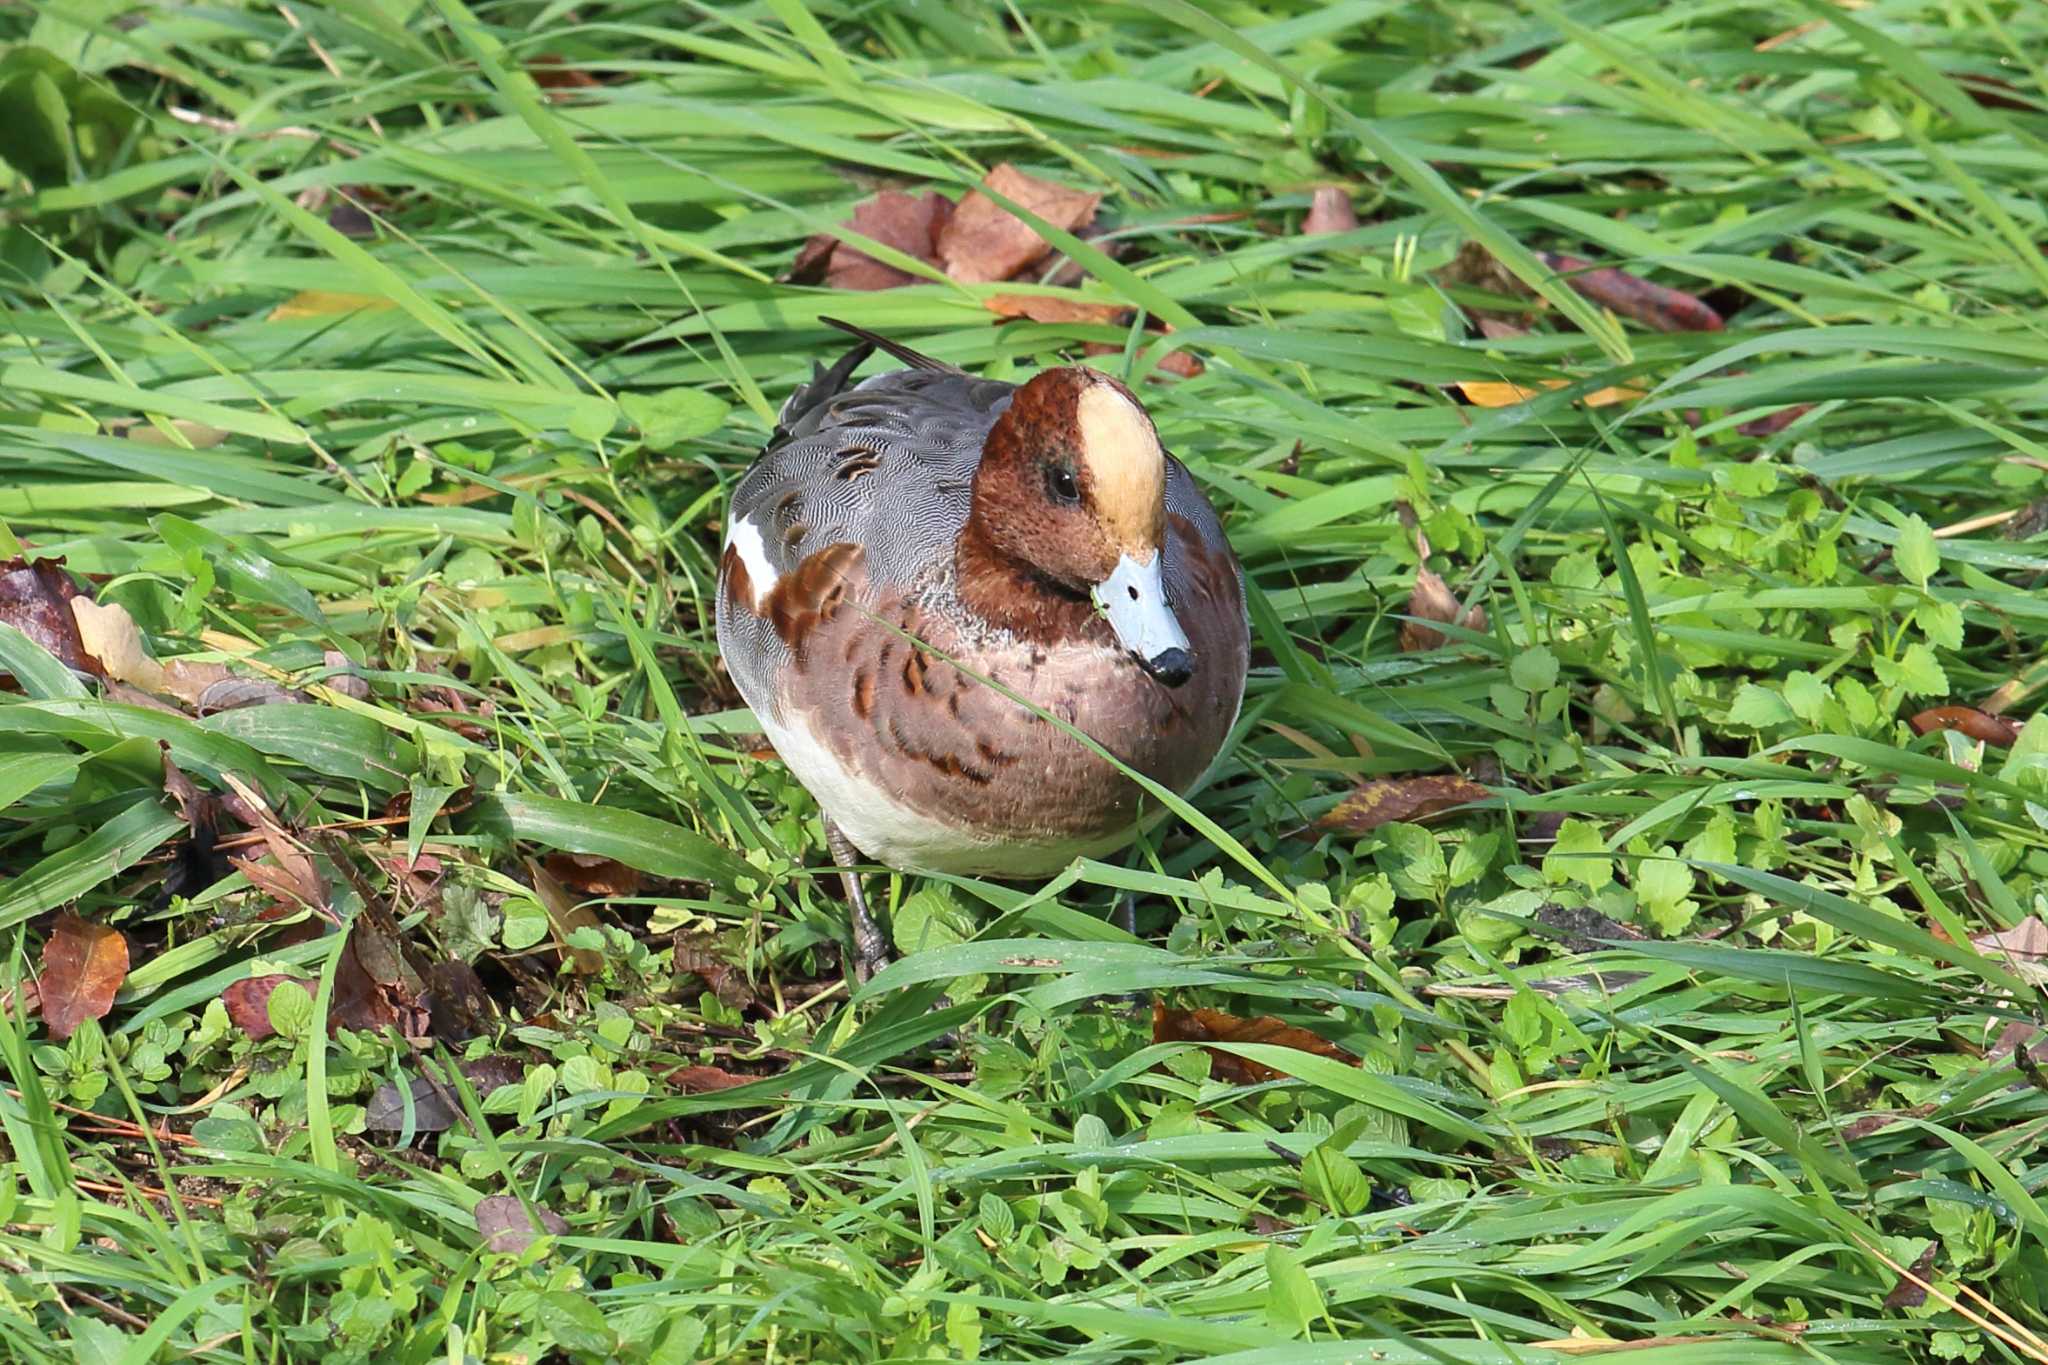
[755,707,1146,878]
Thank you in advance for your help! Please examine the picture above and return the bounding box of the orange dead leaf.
[827,189,952,291]
[986,293,1124,325]
[938,163,1100,285]
[39,915,128,1040]
[542,852,643,899]
[1151,1000,1354,1085]
[1315,775,1492,836]
[1456,379,1642,409]
[1909,706,2022,747]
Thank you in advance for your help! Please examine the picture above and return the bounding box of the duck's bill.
[1093,552,1195,687]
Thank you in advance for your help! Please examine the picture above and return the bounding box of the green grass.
[3,0,2048,1360]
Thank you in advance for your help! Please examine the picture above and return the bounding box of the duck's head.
[966,367,1194,687]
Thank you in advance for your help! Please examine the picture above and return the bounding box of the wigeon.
[715,320,1248,979]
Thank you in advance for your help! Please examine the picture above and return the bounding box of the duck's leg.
[824,818,890,984]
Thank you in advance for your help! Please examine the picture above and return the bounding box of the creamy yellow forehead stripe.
[1075,384,1165,557]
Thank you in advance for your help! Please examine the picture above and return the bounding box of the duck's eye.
[1047,465,1080,505]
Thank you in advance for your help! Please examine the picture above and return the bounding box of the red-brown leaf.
[0,557,99,677]
[827,190,951,292]
[223,973,307,1040]
[1909,706,2022,747]
[541,851,644,899]
[1540,251,1723,333]
[1300,186,1358,236]
[937,163,1099,285]
[1315,775,1493,836]
[1883,1242,1938,1310]
[1151,1000,1354,1085]
[666,1064,752,1093]
[39,916,128,1040]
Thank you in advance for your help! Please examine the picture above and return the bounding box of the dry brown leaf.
[1883,1242,1938,1310]
[938,163,1099,285]
[39,915,128,1040]
[527,857,605,974]
[223,974,307,1040]
[71,595,296,711]
[674,941,753,1010]
[221,773,328,917]
[1151,999,1354,1085]
[542,851,643,900]
[666,1064,753,1093]
[821,190,951,292]
[986,293,1124,325]
[1314,775,1492,836]
[1399,567,1487,653]
[1839,1104,1936,1140]
[1539,252,1724,334]
[476,1194,570,1254]
[1974,916,2048,988]
[267,291,396,322]
[0,557,100,677]
[1300,186,1358,235]
[1973,916,2048,961]
[1909,706,2022,747]
[330,918,430,1037]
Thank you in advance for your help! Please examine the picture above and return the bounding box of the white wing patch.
[723,514,780,610]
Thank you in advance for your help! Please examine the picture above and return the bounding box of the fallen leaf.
[475,1194,569,1254]
[1909,706,2022,747]
[69,595,168,693]
[0,557,100,676]
[674,941,753,1010]
[527,857,605,974]
[986,293,1124,325]
[1455,379,1643,409]
[938,163,1099,285]
[527,53,599,98]
[1883,1242,1938,1309]
[1987,1023,2048,1063]
[331,915,430,1037]
[1300,186,1358,235]
[1314,775,1492,836]
[1539,252,1723,333]
[424,959,494,1043]
[1839,1103,1936,1140]
[1737,404,1813,439]
[223,974,308,1041]
[1973,916,2048,989]
[366,1055,525,1133]
[1082,339,1207,381]
[161,747,231,900]
[808,189,951,292]
[1398,566,1487,652]
[1151,999,1355,1085]
[541,852,643,900]
[220,773,328,918]
[1973,916,2048,961]
[267,291,395,322]
[665,1064,752,1093]
[39,915,128,1040]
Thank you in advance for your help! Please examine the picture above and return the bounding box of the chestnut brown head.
[969,368,1193,685]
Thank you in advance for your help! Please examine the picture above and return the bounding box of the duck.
[715,319,1249,980]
